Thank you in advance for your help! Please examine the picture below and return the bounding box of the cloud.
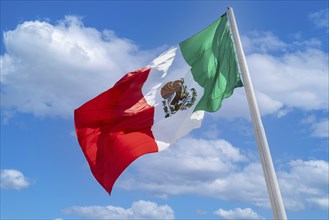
[214,207,264,220]
[241,31,287,54]
[118,137,328,211]
[119,137,267,206]
[248,49,328,111]
[223,50,328,118]
[241,31,322,55]
[279,160,329,210]
[196,208,207,215]
[0,169,30,190]
[1,16,328,122]
[309,8,329,30]
[217,31,328,120]
[1,16,156,119]
[310,119,329,138]
[63,200,174,219]
[301,115,329,138]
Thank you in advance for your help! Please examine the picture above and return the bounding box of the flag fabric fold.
[74,12,243,194]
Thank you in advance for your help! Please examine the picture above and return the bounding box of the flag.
[74,12,243,194]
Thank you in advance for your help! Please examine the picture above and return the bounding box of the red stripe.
[74,67,158,194]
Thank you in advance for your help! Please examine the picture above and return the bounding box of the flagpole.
[227,7,287,220]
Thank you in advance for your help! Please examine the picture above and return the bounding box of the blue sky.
[1,1,328,219]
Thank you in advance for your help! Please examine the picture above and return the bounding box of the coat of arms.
[160,78,197,118]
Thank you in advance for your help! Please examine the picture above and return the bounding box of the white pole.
[227,7,287,220]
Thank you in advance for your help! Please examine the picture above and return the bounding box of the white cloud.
[241,31,322,55]
[1,17,328,122]
[248,49,328,111]
[216,88,250,119]
[0,169,30,190]
[301,116,329,138]
[309,8,329,30]
[196,208,207,215]
[241,31,287,54]
[63,200,174,219]
[117,137,328,211]
[119,137,268,206]
[217,31,328,120]
[1,16,156,119]
[214,207,264,220]
[310,119,329,138]
[301,114,317,124]
[278,160,329,210]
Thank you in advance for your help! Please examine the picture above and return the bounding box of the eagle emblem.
[160,78,197,118]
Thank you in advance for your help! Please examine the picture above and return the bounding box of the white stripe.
[143,47,205,151]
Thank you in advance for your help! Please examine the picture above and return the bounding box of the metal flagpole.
[227,7,287,220]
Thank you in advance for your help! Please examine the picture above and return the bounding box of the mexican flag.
[74,12,243,194]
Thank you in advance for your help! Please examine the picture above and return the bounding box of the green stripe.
[179,13,243,112]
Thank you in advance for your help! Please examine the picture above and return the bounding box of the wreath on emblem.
[160,78,197,118]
